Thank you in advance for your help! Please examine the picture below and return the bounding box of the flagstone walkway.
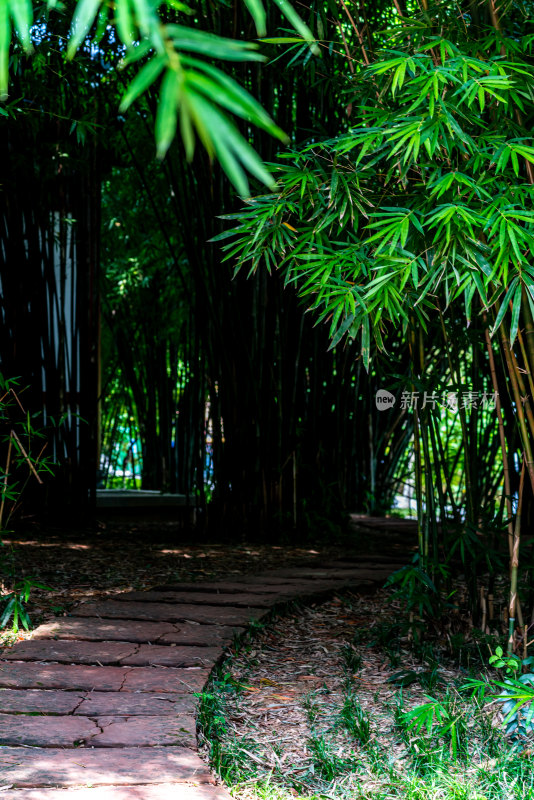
[0,555,404,799]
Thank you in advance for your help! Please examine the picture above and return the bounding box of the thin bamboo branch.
[338,0,370,65]
[0,434,13,531]
[10,429,43,485]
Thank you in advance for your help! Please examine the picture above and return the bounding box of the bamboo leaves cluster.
[217,0,534,644]
[0,0,317,194]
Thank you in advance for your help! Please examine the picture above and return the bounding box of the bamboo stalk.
[438,309,475,523]
[500,328,534,493]
[408,326,425,562]
[508,459,525,655]
[507,343,534,443]
[516,326,534,406]
[484,324,514,559]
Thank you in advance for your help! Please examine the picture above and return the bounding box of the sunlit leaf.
[155,68,180,158]
[119,55,167,111]
[9,0,33,52]
[0,0,10,98]
[67,0,102,58]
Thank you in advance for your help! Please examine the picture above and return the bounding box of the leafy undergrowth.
[198,590,534,800]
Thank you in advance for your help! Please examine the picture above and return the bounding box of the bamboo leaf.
[0,598,15,627]
[116,0,135,48]
[492,279,518,335]
[119,55,167,112]
[0,0,10,98]
[187,88,276,193]
[268,0,318,54]
[243,0,267,37]
[9,0,32,52]
[183,68,286,141]
[167,25,264,61]
[259,36,304,43]
[131,0,152,36]
[362,316,370,370]
[509,284,523,347]
[328,314,355,349]
[120,39,152,66]
[179,98,195,161]
[67,0,102,58]
[155,68,180,158]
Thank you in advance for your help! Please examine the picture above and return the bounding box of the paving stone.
[0,746,214,787]
[0,663,127,691]
[150,624,243,647]
[319,559,406,568]
[255,567,392,581]
[72,601,267,626]
[0,663,206,693]
[232,575,346,585]
[2,641,137,665]
[32,619,177,643]
[0,785,232,800]
[1,641,221,669]
[327,569,393,581]
[158,628,240,646]
[93,715,196,747]
[0,564,394,800]
[153,579,372,599]
[153,580,349,595]
[115,591,278,608]
[121,645,222,668]
[0,714,98,747]
[32,619,243,646]
[74,692,197,716]
[151,581,303,594]
[121,667,209,693]
[0,689,84,714]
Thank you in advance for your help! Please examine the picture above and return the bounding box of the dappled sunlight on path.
[0,526,408,799]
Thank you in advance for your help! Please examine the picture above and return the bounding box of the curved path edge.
[0,556,404,799]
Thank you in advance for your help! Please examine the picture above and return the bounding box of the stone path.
[0,556,404,799]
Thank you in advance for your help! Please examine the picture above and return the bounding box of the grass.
[198,598,534,800]
[340,694,371,745]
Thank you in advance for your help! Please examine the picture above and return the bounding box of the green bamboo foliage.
[0,0,316,194]
[219,0,534,638]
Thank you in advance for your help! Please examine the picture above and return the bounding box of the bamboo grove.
[1,0,534,651]
[219,0,534,649]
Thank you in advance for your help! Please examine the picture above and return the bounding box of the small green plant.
[0,378,55,632]
[399,690,469,762]
[1,577,51,632]
[303,692,320,724]
[342,643,362,673]
[307,735,356,780]
[0,375,54,534]
[386,644,401,668]
[196,670,264,783]
[340,694,371,745]
[463,647,534,744]
[385,556,445,620]
[491,648,534,741]
[488,646,523,676]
